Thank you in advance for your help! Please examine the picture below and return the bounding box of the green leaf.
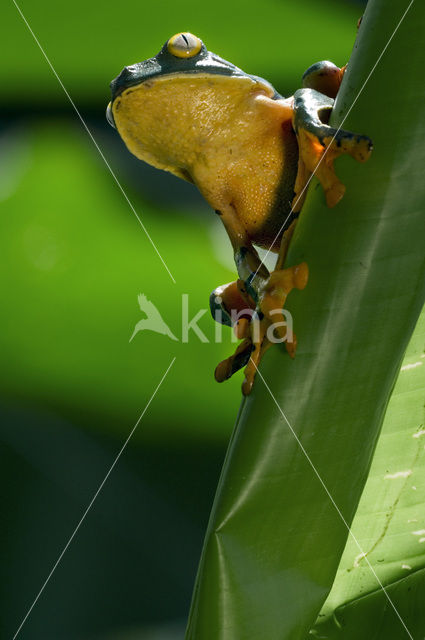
[186,0,425,638]
[311,304,425,638]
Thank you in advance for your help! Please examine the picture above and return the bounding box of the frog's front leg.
[292,88,373,210]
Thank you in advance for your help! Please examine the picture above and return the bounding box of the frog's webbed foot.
[210,279,256,384]
[211,257,308,396]
[241,260,308,395]
[292,88,373,210]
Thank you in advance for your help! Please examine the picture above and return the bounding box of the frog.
[107,32,372,395]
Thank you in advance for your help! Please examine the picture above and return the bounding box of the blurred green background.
[1,0,366,638]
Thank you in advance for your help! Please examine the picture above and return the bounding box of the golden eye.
[167,32,202,58]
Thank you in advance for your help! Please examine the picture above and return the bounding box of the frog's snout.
[118,65,138,81]
[110,64,140,99]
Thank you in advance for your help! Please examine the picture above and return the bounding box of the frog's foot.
[215,338,254,383]
[292,88,373,210]
[240,332,301,394]
[210,279,255,382]
[240,261,308,395]
[240,325,272,396]
[214,310,273,394]
[258,263,309,346]
[211,262,308,395]
[212,280,255,383]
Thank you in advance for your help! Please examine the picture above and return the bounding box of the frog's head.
[108,33,279,107]
[106,33,281,181]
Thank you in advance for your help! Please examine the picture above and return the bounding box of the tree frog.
[107,32,372,395]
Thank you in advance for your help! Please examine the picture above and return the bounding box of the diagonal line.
[252,359,414,640]
[12,0,176,285]
[253,0,414,279]
[12,357,176,640]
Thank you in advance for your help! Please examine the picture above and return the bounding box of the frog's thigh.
[302,61,346,99]
[292,88,373,208]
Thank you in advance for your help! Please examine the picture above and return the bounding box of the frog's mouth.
[109,52,281,102]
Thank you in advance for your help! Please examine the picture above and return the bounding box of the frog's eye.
[167,32,202,58]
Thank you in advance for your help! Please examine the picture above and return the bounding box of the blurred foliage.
[1,405,219,639]
[4,0,364,106]
[0,120,242,444]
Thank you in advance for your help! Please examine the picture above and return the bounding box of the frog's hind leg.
[210,222,309,395]
[292,88,373,209]
[215,338,254,383]
[210,279,256,382]
[209,209,309,395]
